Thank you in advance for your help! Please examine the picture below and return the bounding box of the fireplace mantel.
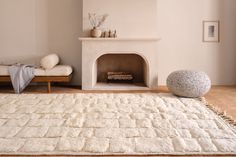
[79,37,161,42]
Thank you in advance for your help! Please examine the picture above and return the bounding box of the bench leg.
[47,82,51,93]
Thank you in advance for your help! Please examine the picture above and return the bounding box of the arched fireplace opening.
[95,53,148,88]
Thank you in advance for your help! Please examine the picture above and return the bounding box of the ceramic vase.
[91,27,102,38]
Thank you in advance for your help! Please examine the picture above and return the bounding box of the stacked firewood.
[107,72,133,81]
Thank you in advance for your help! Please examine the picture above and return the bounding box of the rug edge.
[200,97,236,129]
[0,152,236,156]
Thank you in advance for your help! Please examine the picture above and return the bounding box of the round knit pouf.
[167,70,211,98]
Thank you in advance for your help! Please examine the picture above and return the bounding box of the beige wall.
[83,0,158,37]
[0,0,44,64]
[156,0,236,85]
[0,0,83,85]
[47,0,83,85]
[0,0,236,86]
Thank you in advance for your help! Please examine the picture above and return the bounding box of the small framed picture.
[203,21,220,42]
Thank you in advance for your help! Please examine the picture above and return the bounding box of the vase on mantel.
[90,27,102,38]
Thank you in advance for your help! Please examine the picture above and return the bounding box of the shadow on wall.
[48,0,83,85]
[218,0,236,85]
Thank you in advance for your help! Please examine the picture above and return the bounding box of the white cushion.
[0,65,9,76]
[0,65,73,76]
[40,54,60,70]
[35,65,73,76]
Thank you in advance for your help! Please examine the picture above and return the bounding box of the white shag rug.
[0,93,235,155]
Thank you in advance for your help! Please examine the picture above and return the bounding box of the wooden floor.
[0,156,234,157]
[159,86,236,120]
[0,156,233,157]
[0,85,235,157]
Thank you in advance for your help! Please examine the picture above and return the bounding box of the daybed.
[0,54,73,93]
[0,65,73,93]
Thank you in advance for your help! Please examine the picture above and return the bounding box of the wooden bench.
[0,75,72,93]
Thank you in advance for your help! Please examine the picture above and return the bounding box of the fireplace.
[96,54,148,87]
[79,38,160,90]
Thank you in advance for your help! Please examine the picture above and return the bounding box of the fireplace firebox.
[96,54,147,86]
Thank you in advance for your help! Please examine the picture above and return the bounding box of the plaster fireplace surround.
[79,38,160,90]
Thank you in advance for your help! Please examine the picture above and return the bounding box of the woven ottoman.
[167,70,211,98]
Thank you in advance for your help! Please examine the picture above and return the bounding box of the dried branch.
[88,13,109,28]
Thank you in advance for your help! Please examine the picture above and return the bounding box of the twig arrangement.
[88,13,109,28]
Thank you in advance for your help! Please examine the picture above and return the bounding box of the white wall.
[83,0,158,37]
[47,0,83,85]
[0,0,45,64]
[0,0,236,86]
[0,0,83,85]
[156,0,236,85]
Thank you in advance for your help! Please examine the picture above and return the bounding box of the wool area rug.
[0,93,235,155]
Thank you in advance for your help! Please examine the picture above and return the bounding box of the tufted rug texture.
[0,93,235,155]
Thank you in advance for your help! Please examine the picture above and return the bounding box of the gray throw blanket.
[8,64,35,94]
